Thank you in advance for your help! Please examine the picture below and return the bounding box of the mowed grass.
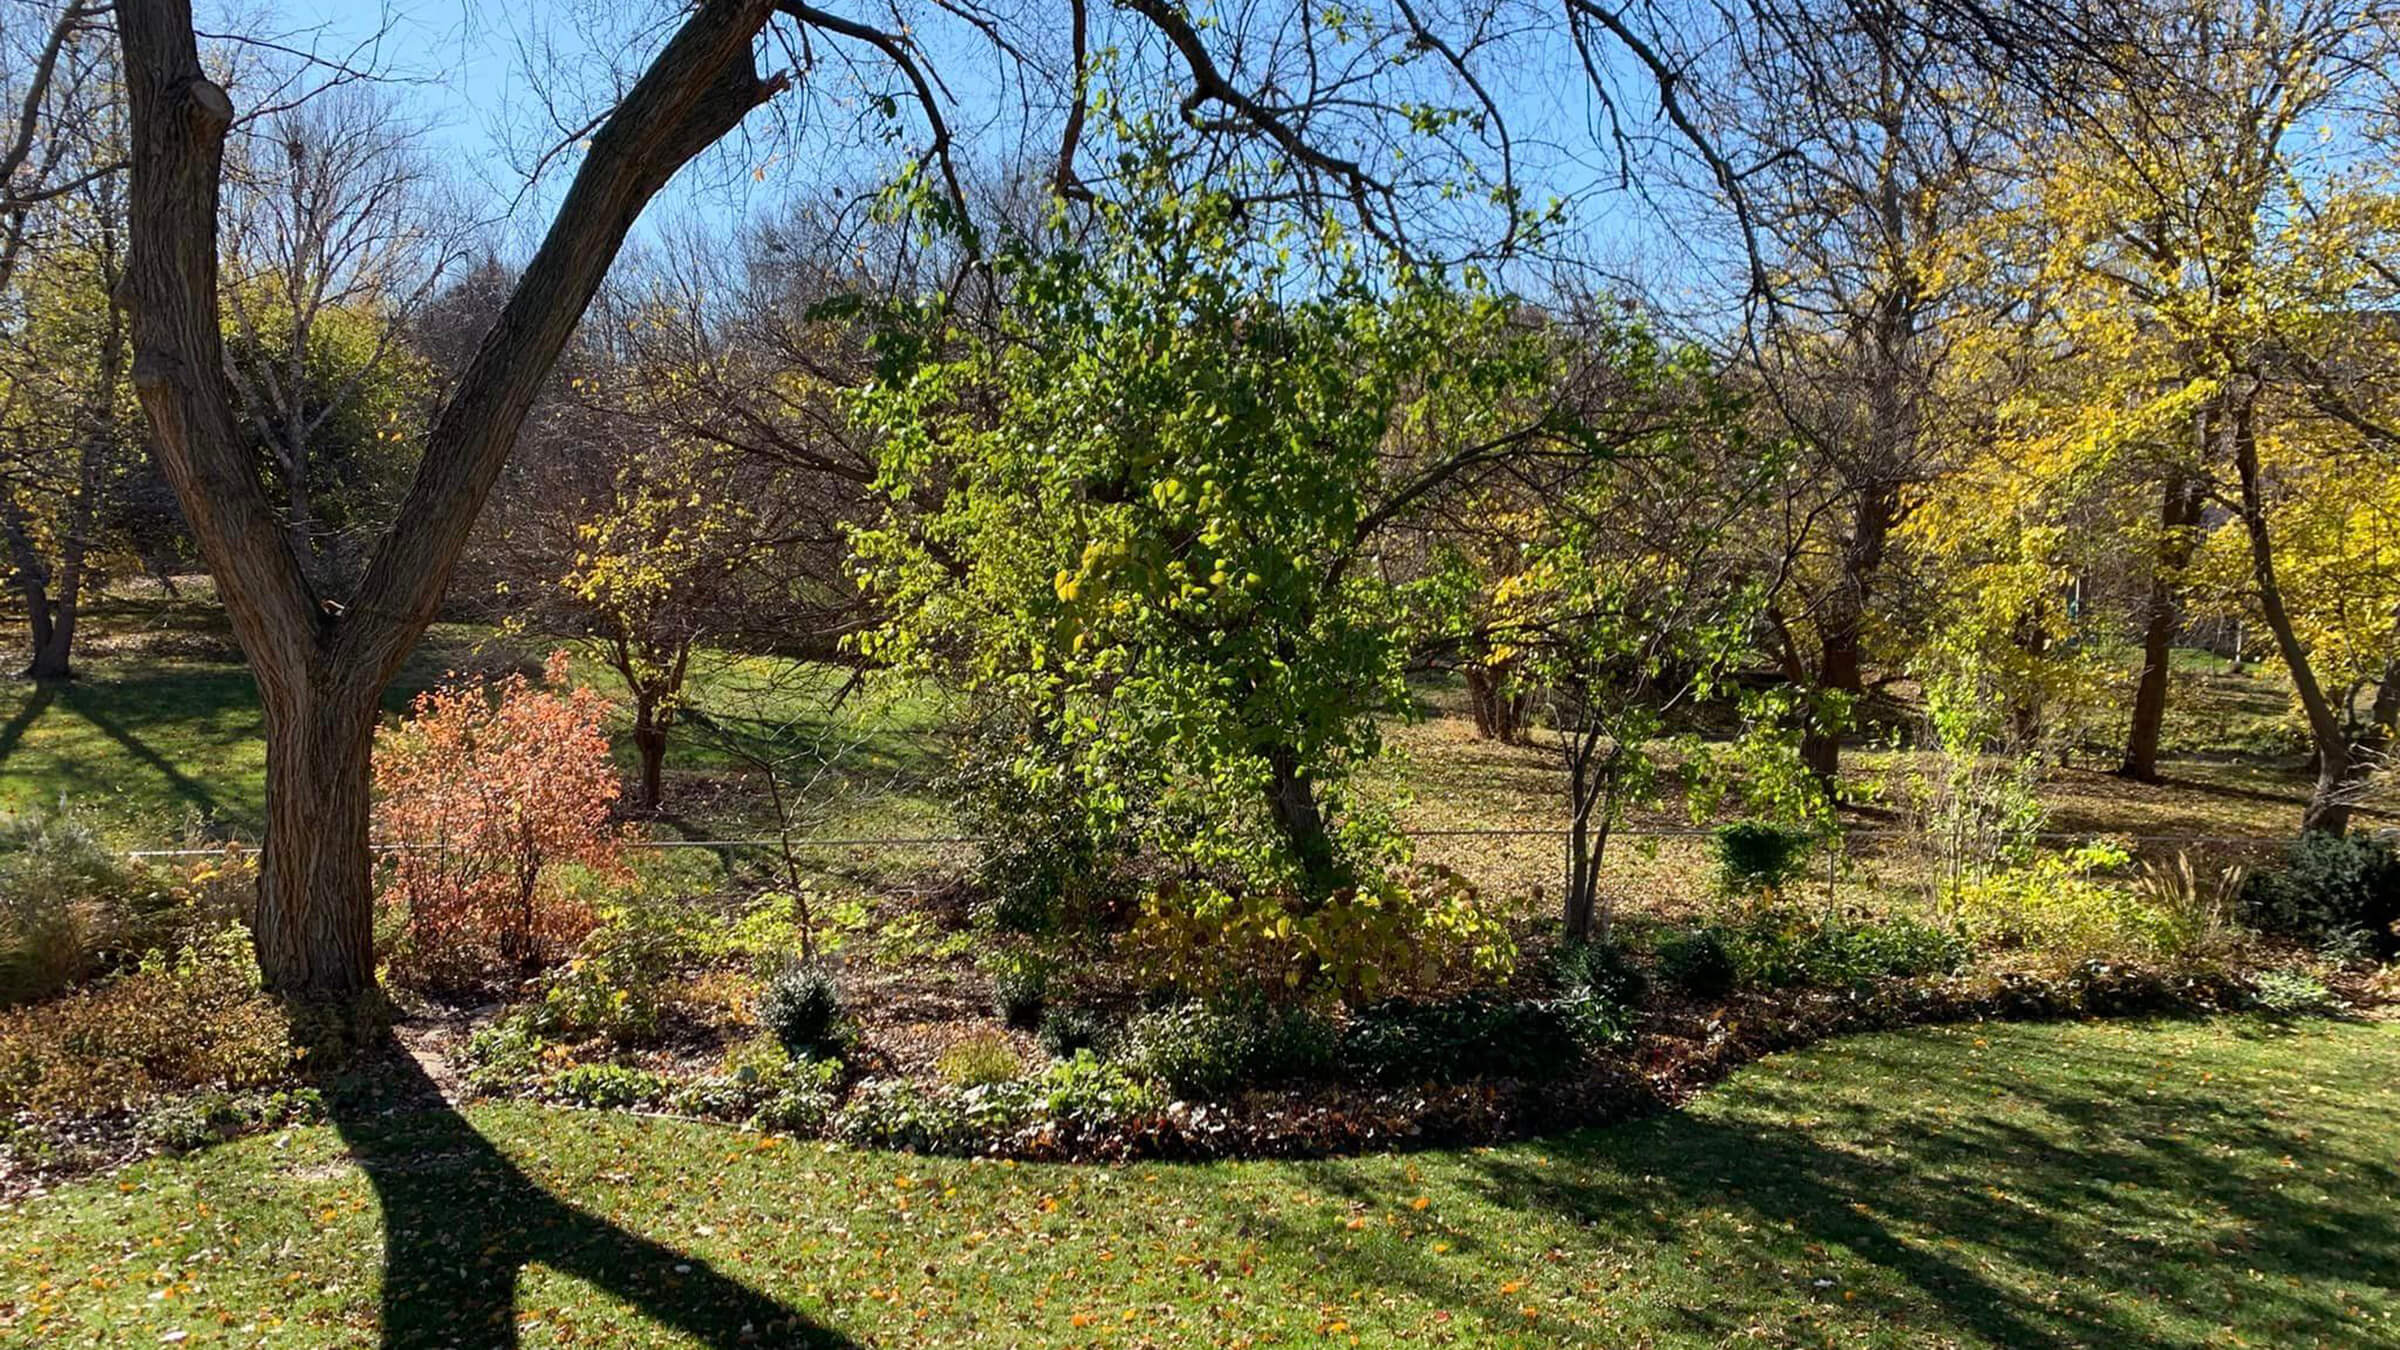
[0,594,946,840]
[0,594,504,831]
[4,1017,2394,1347]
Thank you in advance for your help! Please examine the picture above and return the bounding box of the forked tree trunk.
[115,0,786,1001]
[2,502,87,682]
[1561,727,1614,944]
[2,504,59,677]
[2120,467,2206,782]
[24,582,77,680]
[253,680,379,997]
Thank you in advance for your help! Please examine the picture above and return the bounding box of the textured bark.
[2120,466,2206,782]
[115,0,784,999]
[253,680,378,995]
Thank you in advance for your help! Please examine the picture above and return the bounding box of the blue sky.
[230,0,1685,289]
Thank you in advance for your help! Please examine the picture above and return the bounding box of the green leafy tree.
[1470,325,1769,940]
[854,154,1575,903]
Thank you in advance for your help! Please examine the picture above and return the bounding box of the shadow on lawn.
[0,679,56,764]
[1253,1025,2398,1347]
[1464,1030,2397,1346]
[326,1034,853,1349]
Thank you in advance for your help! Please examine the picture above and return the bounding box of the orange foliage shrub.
[374,652,623,988]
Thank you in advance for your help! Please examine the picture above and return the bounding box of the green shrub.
[1128,869,1516,1004]
[834,1079,980,1154]
[1658,927,1738,998]
[947,702,1127,938]
[757,962,846,1057]
[836,1054,1165,1154]
[1031,1051,1163,1127]
[666,1046,842,1132]
[2239,833,2400,957]
[0,804,233,1007]
[463,1016,554,1095]
[1553,940,1649,1007]
[1552,987,1639,1049]
[1725,911,1971,989]
[525,904,696,1045]
[1821,915,1971,981]
[1713,820,1815,897]
[938,1031,1024,1087]
[984,950,1050,1028]
[1037,1005,1114,1059]
[1338,993,1609,1084]
[1950,844,2193,961]
[136,1087,323,1154]
[545,1063,669,1110]
[1117,999,1335,1098]
[2248,968,2340,1017]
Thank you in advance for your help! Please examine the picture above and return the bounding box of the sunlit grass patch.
[4,1017,2393,1347]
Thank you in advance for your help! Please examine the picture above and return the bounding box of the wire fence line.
[122,826,2291,860]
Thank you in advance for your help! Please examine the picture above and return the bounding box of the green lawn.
[4,1017,2393,1347]
[0,596,945,841]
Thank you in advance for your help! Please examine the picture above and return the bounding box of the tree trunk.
[1465,663,1500,739]
[24,589,75,680]
[1800,483,1896,790]
[632,694,667,813]
[1265,742,1342,900]
[2120,468,2204,781]
[115,0,785,1002]
[26,331,118,684]
[253,678,380,999]
[1465,658,1529,744]
[2227,380,2351,835]
[1561,730,1611,943]
[1,503,57,678]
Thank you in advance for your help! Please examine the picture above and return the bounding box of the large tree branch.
[121,0,790,706]
[119,0,324,693]
[332,0,787,693]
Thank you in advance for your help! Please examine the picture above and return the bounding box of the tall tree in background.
[1679,1,2010,792]
[218,80,461,588]
[2023,0,2398,831]
[0,167,133,681]
[0,0,130,681]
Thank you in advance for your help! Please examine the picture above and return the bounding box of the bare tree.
[1613,1,2019,793]
[218,78,465,589]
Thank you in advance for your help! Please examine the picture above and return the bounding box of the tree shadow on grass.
[0,679,56,765]
[325,1034,854,1349]
[62,686,235,822]
[1231,1025,2400,1347]
[1452,1029,2400,1346]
